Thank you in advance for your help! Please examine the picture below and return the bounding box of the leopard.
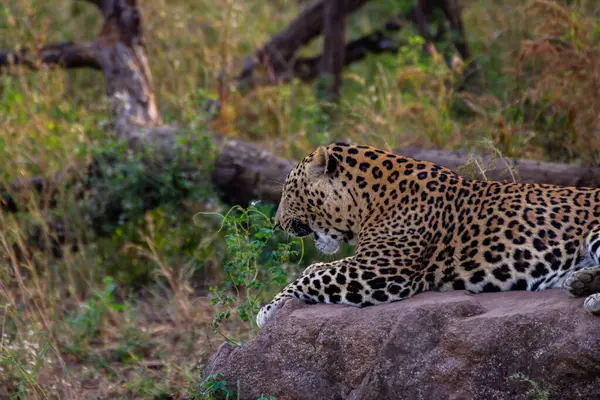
[257,143,600,328]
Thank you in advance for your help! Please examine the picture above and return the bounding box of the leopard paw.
[563,266,600,297]
[257,299,287,328]
[584,293,600,316]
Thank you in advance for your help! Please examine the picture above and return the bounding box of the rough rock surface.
[205,290,600,400]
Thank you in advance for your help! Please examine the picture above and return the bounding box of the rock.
[204,290,600,400]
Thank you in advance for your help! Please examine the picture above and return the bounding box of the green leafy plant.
[508,373,550,400]
[192,373,237,400]
[190,373,277,400]
[200,203,302,344]
[66,276,123,356]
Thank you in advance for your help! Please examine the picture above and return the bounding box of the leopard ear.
[308,146,338,178]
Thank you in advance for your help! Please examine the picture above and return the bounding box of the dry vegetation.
[0,0,599,398]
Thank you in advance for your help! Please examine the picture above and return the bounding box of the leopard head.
[275,146,360,254]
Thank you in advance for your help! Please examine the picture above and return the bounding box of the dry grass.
[456,0,600,162]
[0,0,599,398]
[517,0,600,162]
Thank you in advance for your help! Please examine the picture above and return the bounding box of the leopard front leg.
[256,259,417,328]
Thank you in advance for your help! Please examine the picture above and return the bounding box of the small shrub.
[85,133,215,236]
[65,276,123,358]
[200,203,302,344]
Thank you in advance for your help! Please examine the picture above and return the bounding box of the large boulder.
[205,290,600,400]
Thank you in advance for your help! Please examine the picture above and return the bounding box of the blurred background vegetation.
[0,0,598,398]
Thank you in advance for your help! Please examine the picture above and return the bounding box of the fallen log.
[397,146,600,189]
[8,136,600,215]
[211,139,600,206]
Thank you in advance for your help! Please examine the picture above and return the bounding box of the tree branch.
[83,0,116,18]
[319,0,346,101]
[236,0,369,87]
[0,41,100,71]
[237,8,409,85]
[235,0,479,91]
[292,29,404,82]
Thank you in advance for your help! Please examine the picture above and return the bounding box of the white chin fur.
[315,234,340,254]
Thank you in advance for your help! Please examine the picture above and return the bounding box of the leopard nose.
[290,219,313,237]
